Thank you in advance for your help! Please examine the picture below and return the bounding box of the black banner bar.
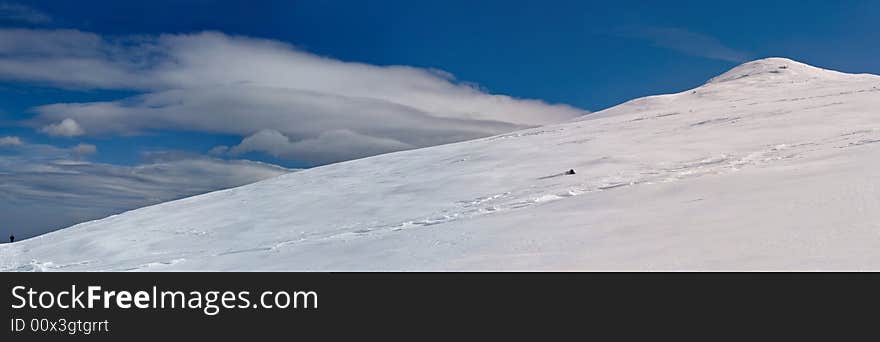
[2,273,876,340]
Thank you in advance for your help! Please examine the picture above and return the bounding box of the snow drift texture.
[3,58,880,271]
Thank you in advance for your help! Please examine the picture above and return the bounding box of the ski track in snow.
[236,129,875,255]
[221,138,877,263]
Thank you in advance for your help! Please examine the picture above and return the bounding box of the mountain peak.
[707,57,842,84]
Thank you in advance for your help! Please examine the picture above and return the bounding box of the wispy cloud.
[71,143,96,156]
[0,135,22,146]
[40,118,85,137]
[0,3,52,24]
[621,27,750,63]
[0,29,588,164]
[225,129,415,165]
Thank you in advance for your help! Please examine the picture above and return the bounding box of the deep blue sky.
[13,0,879,108]
[3,0,879,169]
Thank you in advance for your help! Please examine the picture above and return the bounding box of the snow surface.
[3,57,880,271]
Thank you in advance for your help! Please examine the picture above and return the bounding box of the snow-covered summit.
[707,57,873,84]
[584,57,878,120]
[2,58,880,271]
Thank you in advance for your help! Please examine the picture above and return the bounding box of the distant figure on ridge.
[566,169,576,175]
[9,234,14,243]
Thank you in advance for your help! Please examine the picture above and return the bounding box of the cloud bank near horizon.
[0,136,292,238]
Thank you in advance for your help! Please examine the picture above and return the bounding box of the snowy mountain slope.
[3,57,880,271]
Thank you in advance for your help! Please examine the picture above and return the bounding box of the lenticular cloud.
[0,29,587,163]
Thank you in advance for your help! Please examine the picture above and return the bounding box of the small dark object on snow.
[8,235,13,243]
[566,169,576,175]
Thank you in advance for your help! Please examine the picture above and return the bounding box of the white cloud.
[208,145,229,156]
[229,129,413,164]
[72,143,97,156]
[0,136,22,146]
[0,3,52,24]
[0,29,587,164]
[40,118,85,137]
